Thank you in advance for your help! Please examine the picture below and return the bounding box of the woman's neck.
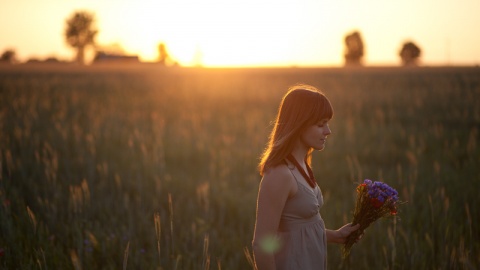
[290,143,309,166]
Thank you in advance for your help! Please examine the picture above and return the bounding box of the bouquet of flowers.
[342,179,400,258]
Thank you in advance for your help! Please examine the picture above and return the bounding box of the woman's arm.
[252,166,295,270]
[326,223,360,244]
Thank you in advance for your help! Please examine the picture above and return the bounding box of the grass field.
[1,64,479,269]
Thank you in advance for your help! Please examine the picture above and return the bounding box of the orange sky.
[1,0,480,67]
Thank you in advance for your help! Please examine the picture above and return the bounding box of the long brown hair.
[258,84,333,175]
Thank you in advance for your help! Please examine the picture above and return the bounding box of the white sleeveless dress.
[274,172,327,270]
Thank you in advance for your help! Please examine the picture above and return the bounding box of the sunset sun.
[1,0,479,66]
[97,0,313,66]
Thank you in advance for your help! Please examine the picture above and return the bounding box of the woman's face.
[300,118,332,151]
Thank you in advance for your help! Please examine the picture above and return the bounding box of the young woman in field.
[252,84,360,270]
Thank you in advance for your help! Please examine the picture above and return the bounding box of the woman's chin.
[314,144,326,151]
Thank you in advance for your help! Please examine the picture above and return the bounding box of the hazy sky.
[1,0,479,67]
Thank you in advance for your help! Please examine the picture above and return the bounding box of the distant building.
[25,57,70,65]
[93,51,139,64]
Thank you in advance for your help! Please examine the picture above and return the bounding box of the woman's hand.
[327,223,361,244]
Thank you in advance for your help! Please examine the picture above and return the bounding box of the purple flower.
[344,179,401,258]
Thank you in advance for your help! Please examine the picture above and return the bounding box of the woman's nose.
[325,126,332,135]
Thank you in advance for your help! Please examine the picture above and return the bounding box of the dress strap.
[285,159,317,192]
[286,154,317,188]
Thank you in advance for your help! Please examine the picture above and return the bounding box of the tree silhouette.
[399,41,421,66]
[157,43,169,66]
[0,49,16,64]
[344,31,364,66]
[65,11,98,65]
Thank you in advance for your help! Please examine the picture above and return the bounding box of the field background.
[1,65,479,269]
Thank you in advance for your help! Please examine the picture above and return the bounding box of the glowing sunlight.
[1,0,480,66]
[114,0,311,66]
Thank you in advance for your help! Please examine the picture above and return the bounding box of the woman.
[252,84,359,270]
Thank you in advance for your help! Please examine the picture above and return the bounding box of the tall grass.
[0,66,479,269]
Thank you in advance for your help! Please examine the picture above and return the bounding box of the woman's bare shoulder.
[263,163,291,179]
[260,164,295,193]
